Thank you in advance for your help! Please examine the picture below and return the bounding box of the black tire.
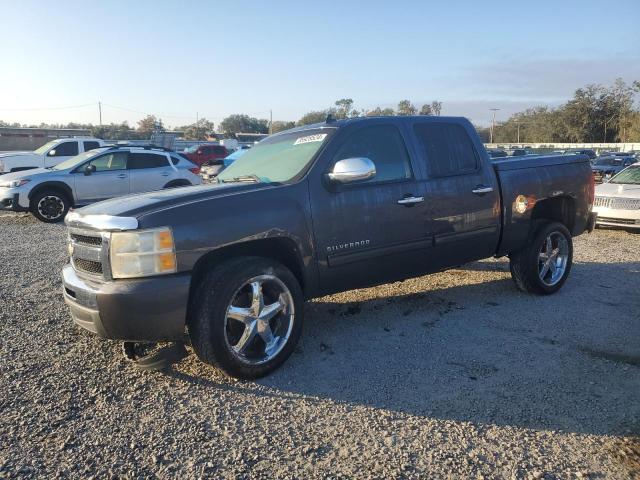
[509,221,573,295]
[30,189,70,223]
[163,180,191,189]
[188,257,304,379]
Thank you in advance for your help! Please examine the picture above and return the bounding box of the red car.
[182,144,229,166]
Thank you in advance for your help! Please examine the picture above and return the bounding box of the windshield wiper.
[219,175,261,184]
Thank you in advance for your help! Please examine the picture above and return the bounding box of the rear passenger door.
[409,120,501,268]
[128,152,174,193]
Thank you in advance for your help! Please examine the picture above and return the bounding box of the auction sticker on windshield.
[293,134,327,145]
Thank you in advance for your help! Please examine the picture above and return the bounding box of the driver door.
[73,152,130,204]
[44,141,79,167]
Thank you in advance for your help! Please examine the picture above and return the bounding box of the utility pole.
[516,120,520,144]
[98,101,102,126]
[603,113,618,144]
[269,110,273,135]
[489,108,500,143]
[196,112,199,144]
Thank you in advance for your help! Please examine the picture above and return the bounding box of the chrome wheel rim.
[538,232,569,286]
[37,195,64,220]
[223,274,295,365]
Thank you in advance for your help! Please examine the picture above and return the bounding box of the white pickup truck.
[0,137,106,174]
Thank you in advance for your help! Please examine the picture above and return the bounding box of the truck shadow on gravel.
[174,261,640,437]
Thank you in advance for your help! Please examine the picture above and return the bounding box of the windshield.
[33,140,60,155]
[51,149,105,170]
[184,145,201,153]
[609,166,640,185]
[595,158,622,166]
[217,129,334,183]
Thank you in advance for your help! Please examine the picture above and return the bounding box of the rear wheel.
[30,190,70,223]
[509,221,573,295]
[189,257,304,379]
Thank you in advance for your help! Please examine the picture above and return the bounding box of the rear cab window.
[412,123,479,177]
[83,141,100,151]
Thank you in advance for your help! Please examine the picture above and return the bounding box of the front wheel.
[189,257,304,379]
[30,190,70,223]
[509,221,573,295]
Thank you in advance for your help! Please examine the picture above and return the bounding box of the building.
[0,127,91,152]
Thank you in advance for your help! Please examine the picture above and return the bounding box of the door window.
[332,125,412,183]
[128,153,169,169]
[413,123,479,177]
[50,142,79,157]
[83,141,100,151]
[86,152,127,172]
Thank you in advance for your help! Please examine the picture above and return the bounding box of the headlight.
[109,227,177,279]
[0,179,30,188]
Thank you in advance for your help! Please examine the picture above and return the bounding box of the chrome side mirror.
[328,157,376,184]
[48,149,56,157]
[84,164,96,176]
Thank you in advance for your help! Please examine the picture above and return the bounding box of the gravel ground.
[0,212,639,479]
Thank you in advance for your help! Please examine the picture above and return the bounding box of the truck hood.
[0,168,50,182]
[75,182,276,218]
[0,152,39,160]
[595,182,640,198]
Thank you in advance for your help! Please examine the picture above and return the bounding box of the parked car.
[0,137,106,174]
[182,144,229,166]
[0,145,201,222]
[591,155,637,183]
[486,148,508,158]
[592,163,640,229]
[508,149,529,157]
[564,149,596,160]
[200,149,249,182]
[61,116,595,379]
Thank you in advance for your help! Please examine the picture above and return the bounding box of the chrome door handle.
[116,174,127,179]
[472,186,493,194]
[397,196,424,205]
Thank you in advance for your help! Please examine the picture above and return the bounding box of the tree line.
[3,79,638,143]
[477,79,640,144]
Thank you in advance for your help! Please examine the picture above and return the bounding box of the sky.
[1,0,639,128]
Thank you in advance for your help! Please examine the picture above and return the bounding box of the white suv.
[0,145,202,222]
[0,137,106,174]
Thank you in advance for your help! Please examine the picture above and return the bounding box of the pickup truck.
[61,116,596,379]
[0,137,105,174]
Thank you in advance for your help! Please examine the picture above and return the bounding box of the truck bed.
[492,154,589,171]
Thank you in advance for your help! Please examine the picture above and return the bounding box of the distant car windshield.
[217,129,334,184]
[609,165,640,185]
[595,158,622,166]
[184,145,200,153]
[33,140,60,155]
[51,149,105,170]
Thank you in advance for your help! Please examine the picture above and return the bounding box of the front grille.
[68,228,107,279]
[594,196,640,210]
[598,217,638,225]
[70,233,103,246]
[73,258,104,275]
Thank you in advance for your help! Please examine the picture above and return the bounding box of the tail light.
[587,171,595,206]
[189,167,201,175]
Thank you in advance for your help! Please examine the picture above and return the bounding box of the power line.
[0,103,95,111]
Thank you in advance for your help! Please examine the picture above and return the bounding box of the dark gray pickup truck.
[62,116,596,378]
